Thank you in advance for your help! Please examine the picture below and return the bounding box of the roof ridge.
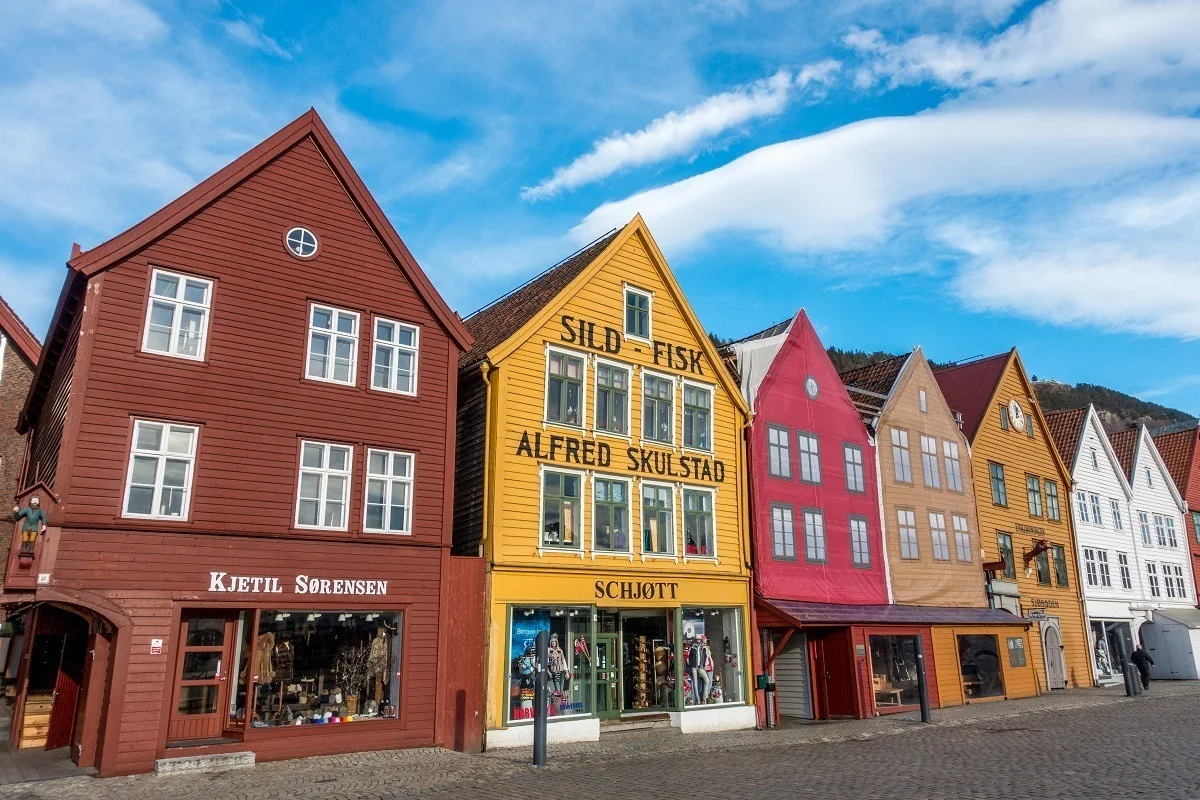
[932,350,1008,374]
[837,351,909,380]
[726,316,794,347]
[0,293,43,364]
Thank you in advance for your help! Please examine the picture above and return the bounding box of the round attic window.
[285,227,318,258]
[805,375,820,399]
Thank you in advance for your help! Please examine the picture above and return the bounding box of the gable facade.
[457,217,755,745]
[1151,425,1200,599]
[1121,429,1193,611]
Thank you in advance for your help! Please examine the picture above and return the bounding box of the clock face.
[1008,399,1025,429]
[805,376,819,399]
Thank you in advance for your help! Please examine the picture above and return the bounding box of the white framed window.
[141,269,213,360]
[624,285,652,341]
[1118,552,1132,590]
[929,512,949,561]
[1165,517,1178,547]
[1083,548,1098,587]
[1165,564,1178,598]
[371,318,419,395]
[1154,514,1168,547]
[595,360,631,436]
[1147,563,1161,597]
[1097,550,1112,588]
[1111,499,1123,531]
[767,425,791,479]
[1091,449,1099,470]
[1077,490,1090,523]
[593,475,632,553]
[683,487,716,559]
[952,514,971,562]
[285,226,319,258]
[771,503,795,560]
[1089,493,1102,526]
[897,509,918,559]
[918,389,927,413]
[642,371,674,444]
[920,435,940,489]
[541,468,583,549]
[641,482,675,556]
[1146,467,1153,487]
[1139,511,1152,546]
[364,448,414,534]
[850,516,870,567]
[546,348,586,427]
[943,441,963,492]
[295,441,352,530]
[1027,476,1043,517]
[306,304,360,385]
[844,444,865,493]
[803,508,826,563]
[682,382,713,451]
[797,432,821,484]
[891,428,912,483]
[1171,564,1188,598]
[122,419,198,519]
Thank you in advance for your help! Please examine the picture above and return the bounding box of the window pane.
[369,450,388,475]
[166,426,195,455]
[366,502,385,530]
[146,302,174,352]
[366,477,386,505]
[373,345,392,388]
[682,608,742,705]
[308,333,330,377]
[136,423,163,452]
[298,473,322,500]
[154,273,181,299]
[328,446,350,472]
[131,455,159,485]
[183,279,208,304]
[297,498,319,527]
[336,312,356,335]
[126,486,154,515]
[392,454,411,477]
[161,458,188,487]
[323,499,345,528]
[395,351,415,392]
[177,685,218,716]
[302,443,325,468]
[375,319,395,342]
[326,475,347,503]
[311,307,333,329]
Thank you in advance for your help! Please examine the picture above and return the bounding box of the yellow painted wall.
[968,354,1092,691]
[478,221,753,730]
[931,625,1039,706]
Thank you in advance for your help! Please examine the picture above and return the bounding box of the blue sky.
[4,0,1200,413]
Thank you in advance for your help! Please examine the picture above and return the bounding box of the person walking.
[1130,644,1155,690]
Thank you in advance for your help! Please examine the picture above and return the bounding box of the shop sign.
[515,430,725,482]
[1026,610,1048,622]
[1028,598,1059,609]
[1015,523,1045,535]
[559,315,706,376]
[594,579,679,601]
[207,572,388,596]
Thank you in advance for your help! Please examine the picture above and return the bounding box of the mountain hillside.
[825,347,1193,431]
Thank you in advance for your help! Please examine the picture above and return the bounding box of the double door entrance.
[593,611,675,719]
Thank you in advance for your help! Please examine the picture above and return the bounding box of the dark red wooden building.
[3,110,484,776]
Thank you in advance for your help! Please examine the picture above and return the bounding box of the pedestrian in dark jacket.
[1130,644,1155,689]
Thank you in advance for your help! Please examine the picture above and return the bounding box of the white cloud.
[4,0,168,43]
[849,0,1200,93]
[521,66,838,201]
[573,108,1200,253]
[222,16,292,60]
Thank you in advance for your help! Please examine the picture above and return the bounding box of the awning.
[761,598,1027,627]
[1156,607,1200,629]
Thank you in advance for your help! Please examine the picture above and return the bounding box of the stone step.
[155,751,256,775]
[600,714,679,737]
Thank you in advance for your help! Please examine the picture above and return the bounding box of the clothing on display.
[507,607,591,722]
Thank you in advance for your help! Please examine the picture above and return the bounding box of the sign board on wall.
[1027,610,1049,622]
[150,638,163,655]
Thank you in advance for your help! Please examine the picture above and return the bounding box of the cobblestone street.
[4,682,1198,799]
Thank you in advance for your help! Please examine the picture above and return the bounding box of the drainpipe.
[871,420,895,605]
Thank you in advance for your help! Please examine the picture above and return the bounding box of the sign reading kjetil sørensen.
[207,572,388,595]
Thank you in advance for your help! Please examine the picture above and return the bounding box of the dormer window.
[142,269,212,360]
[624,285,651,340]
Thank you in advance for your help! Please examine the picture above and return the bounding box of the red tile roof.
[0,294,41,366]
[1044,406,1089,470]
[1107,427,1140,481]
[838,352,911,411]
[460,230,620,369]
[932,351,1012,441]
[1150,425,1198,495]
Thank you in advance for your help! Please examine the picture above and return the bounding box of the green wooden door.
[595,634,620,719]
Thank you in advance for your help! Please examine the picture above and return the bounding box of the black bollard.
[914,634,932,723]
[533,629,549,766]
[1117,638,1136,697]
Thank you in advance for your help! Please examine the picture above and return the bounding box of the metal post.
[532,629,549,766]
[914,634,932,724]
[1116,637,1136,697]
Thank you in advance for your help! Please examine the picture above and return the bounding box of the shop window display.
[681,608,743,707]
[508,607,592,722]
[246,611,401,727]
[622,611,675,709]
[957,634,1005,699]
[869,636,920,707]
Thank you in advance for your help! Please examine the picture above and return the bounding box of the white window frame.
[594,357,633,439]
[1111,499,1123,531]
[943,440,963,492]
[1154,514,1168,547]
[1117,552,1132,590]
[544,345,588,430]
[681,379,714,453]
[844,443,865,493]
[1091,449,1099,470]
[797,431,821,485]
[305,303,360,386]
[1077,490,1090,524]
[1164,517,1178,548]
[802,508,827,564]
[1147,562,1160,597]
[929,512,950,561]
[363,448,415,534]
[623,284,653,343]
[952,514,971,562]
[370,317,420,396]
[682,485,717,562]
[897,508,918,559]
[918,389,927,413]
[1139,511,1153,547]
[1089,493,1103,526]
[891,428,912,483]
[640,479,677,560]
[539,465,586,551]
[1097,549,1111,588]
[920,435,941,489]
[591,474,633,556]
[122,419,199,520]
[1083,548,1098,587]
[849,515,870,567]
[641,368,676,445]
[294,440,353,531]
[141,268,214,361]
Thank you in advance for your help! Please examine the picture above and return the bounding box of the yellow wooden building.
[452,216,756,746]
[935,350,1092,692]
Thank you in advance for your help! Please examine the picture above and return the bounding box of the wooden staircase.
[20,692,54,749]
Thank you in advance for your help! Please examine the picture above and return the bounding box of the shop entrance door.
[811,630,857,719]
[595,634,620,719]
[1042,619,1067,690]
[168,613,237,743]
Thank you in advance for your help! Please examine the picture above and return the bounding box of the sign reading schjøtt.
[207,572,388,596]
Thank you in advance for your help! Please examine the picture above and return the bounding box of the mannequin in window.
[547,633,569,695]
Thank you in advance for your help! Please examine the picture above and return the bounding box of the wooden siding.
[749,312,888,605]
[62,136,456,547]
[23,295,82,491]
[879,353,988,607]
[436,555,486,752]
[930,625,1038,707]
[1124,431,1193,611]
[452,369,487,556]
[0,331,37,577]
[966,355,1092,690]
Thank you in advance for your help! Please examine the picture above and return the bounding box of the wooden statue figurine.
[12,496,47,558]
